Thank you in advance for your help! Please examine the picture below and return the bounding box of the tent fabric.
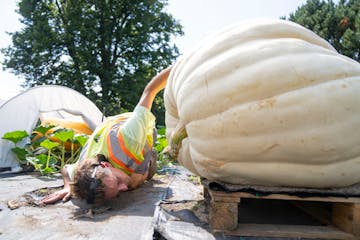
[0,85,104,172]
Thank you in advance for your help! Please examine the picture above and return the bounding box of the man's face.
[100,163,128,200]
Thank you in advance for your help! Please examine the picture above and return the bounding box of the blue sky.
[0,0,309,100]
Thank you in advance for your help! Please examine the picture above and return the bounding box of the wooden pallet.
[203,184,360,239]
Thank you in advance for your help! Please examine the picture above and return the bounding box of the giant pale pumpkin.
[164,19,360,188]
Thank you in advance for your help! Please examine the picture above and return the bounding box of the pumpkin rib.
[173,39,337,100]
[216,159,360,188]
[178,71,360,126]
[186,76,360,147]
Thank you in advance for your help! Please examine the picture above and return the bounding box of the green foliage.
[5,124,173,174]
[40,139,60,150]
[154,126,168,153]
[284,0,360,62]
[75,135,89,147]
[53,129,74,143]
[2,0,183,125]
[11,147,28,162]
[2,125,89,175]
[2,130,29,145]
[154,125,173,171]
[33,125,54,135]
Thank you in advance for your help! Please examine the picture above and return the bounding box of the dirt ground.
[1,166,346,240]
[0,166,210,240]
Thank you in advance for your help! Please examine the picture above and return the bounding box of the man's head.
[71,155,129,204]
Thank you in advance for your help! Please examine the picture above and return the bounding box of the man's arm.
[125,66,172,188]
[137,66,172,110]
[40,165,72,204]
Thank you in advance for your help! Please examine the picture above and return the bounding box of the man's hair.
[70,155,108,204]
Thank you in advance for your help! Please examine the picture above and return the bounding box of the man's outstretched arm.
[137,66,172,110]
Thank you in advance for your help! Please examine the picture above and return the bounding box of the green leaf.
[40,139,59,150]
[26,156,39,164]
[26,154,57,175]
[53,129,74,142]
[36,154,48,165]
[31,135,47,147]
[33,125,55,135]
[48,155,57,166]
[155,138,167,153]
[75,135,88,147]
[157,126,166,136]
[41,167,55,175]
[26,157,43,170]
[11,147,28,161]
[2,130,29,145]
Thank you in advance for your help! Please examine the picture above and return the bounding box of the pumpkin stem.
[162,124,187,162]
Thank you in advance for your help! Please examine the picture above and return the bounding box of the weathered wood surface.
[203,181,360,239]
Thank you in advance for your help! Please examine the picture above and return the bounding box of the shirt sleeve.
[120,105,156,156]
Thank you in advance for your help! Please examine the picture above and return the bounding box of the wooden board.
[203,183,360,239]
[225,224,356,239]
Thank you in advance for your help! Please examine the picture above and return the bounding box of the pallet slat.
[223,224,357,240]
[204,182,360,239]
[209,189,360,203]
[333,203,360,236]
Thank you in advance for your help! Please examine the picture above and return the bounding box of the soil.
[7,186,64,209]
[160,199,209,224]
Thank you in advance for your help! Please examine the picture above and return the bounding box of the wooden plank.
[221,224,357,240]
[209,190,360,203]
[209,200,239,230]
[332,202,360,237]
[205,185,360,238]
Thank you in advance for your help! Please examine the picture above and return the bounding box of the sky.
[0,0,310,101]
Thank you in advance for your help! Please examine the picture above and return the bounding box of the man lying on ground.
[41,66,172,205]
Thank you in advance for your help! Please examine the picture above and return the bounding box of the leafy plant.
[154,126,173,171]
[154,126,168,153]
[2,130,29,164]
[2,124,89,175]
[4,124,173,175]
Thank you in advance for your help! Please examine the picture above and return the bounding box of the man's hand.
[40,187,71,204]
[41,164,74,204]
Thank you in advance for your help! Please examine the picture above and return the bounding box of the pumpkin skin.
[164,19,360,188]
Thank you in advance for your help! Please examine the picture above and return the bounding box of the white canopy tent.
[0,85,103,172]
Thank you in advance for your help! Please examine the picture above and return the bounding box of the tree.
[284,0,360,62]
[2,0,183,124]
